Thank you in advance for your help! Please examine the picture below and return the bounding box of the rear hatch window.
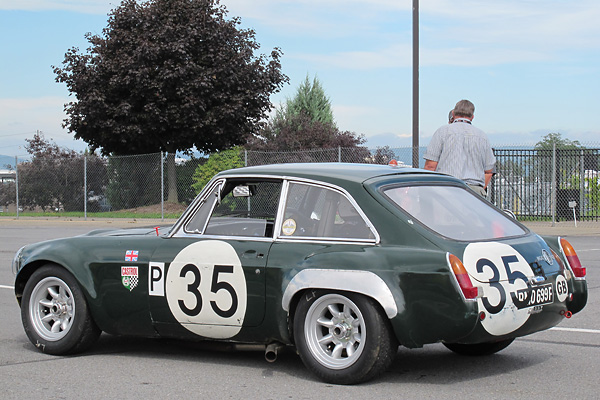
[382,184,527,241]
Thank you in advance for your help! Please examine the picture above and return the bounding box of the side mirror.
[233,185,253,197]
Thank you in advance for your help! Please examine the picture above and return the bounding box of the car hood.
[82,226,172,237]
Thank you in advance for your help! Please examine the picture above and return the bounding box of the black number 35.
[477,255,529,315]
[178,264,238,318]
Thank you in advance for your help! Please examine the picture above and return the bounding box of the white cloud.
[229,0,600,69]
[418,0,600,56]
[0,0,115,14]
[291,42,551,71]
[7,0,598,57]
[0,97,86,156]
[292,44,410,70]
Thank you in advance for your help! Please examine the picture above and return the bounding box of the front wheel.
[443,338,514,356]
[293,290,397,384]
[21,265,101,355]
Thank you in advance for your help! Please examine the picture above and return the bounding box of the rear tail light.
[550,248,565,269]
[560,238,586,278]
[448,253,480,300]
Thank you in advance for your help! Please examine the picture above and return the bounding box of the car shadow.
[82,333,313,380]
[373,342,551,385]
[69,334,550,385]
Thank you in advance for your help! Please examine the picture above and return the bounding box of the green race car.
[12,163,588,384]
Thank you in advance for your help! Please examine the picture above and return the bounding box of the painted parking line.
[550,327,600,334]
[1,282,597,335]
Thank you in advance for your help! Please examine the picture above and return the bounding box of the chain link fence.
[1,144,599,225]
[492,146,600,223]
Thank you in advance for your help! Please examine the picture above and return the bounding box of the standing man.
[423,100,495,196]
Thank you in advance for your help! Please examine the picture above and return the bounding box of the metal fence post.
[338,146,341,162]
[161,151,164,221]
[84,155,87,220]
[15,156,19,219]
[580,149,585,218]
[551,142,556,226]
[245,149,248,167]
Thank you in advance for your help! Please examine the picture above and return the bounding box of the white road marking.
[2,283,597,334]
[550,327,600,334]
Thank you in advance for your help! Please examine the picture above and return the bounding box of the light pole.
[412,0,419,168]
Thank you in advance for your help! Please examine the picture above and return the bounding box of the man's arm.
[484,169,493,188]
[424,160,438,171]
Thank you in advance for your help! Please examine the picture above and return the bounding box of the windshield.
[383,184,527,241]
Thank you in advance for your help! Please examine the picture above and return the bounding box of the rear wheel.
[443,338,514,356]
[293,290,397,384]
[21,265,101,355]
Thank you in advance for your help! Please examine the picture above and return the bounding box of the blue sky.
[1,0,599,158]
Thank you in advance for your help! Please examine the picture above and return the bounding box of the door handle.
[242,250,264,259]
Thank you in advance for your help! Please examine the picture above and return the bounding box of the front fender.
[14,239,96,302]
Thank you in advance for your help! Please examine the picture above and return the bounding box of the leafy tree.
[534,132,581,151]
[105,153,161,210]
[529,132,583,184]
[586,177,600,215]
[247,75,366,154]
[53,0,288,204]
[278,75,335,126]
[192,147,244,193]
[495,158,524,178]
[17,133,106,212]
[531,132,600,218]
[0,181,16,210]
[371,146,396,165]
[249,112,366,151]
[175,156,206,204]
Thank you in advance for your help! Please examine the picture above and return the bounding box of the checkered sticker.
[121,266,139,291]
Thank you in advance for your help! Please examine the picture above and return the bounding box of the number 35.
[477,255,529,315]
[178,264,239,318]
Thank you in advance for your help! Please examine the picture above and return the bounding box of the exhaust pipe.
[265,342,284,362]
[560,310,573,318]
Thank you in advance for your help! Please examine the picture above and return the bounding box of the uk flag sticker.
[125,250,139,262]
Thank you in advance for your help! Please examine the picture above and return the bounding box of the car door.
[147,178,282,340]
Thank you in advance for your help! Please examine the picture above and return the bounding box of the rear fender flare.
[281,269,398,319]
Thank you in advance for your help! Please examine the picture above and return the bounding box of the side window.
[203,180,282,237]
[185,183,221,233]
[280,182,375,240]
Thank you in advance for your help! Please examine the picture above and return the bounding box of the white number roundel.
[555,274,569,303]
[166,241,247,339]
[463,242,533,336]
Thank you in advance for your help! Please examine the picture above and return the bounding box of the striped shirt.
[423,121,496,186]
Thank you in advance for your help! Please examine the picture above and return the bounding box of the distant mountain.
[364,132,414,149]
[0,155,25,169]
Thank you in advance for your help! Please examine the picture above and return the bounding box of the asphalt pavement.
[0,217,598,399]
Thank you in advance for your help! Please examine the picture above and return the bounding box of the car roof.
[216,163,437,185]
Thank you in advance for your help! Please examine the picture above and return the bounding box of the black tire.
[21,264,101,355]
[443,338,514,356]
[293,290,398,384]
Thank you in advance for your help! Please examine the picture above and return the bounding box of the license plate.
[513,283,554,309]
